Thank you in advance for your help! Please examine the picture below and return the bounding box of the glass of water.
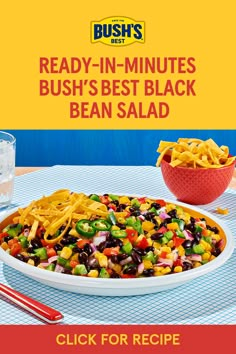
[0,131,16,210]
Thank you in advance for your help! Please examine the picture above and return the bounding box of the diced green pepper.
[107,211,117,225]
[143,251,156,264]
[111,230,127,238]
[185,248,193,255]
[74,264,88,275]
[57,256,68,267]
[4,223,23,237]
[89,194,100,202]
[109,194,119,201]
[64,260,73,270]
[175,230,185,239]
[192,244,205,255]
[149,207,158,215]
[46,263,56,271]
[131,198,141,208]
[195,225,203,233]
[99,268,110,278]
[161,236,169,244]
[122,241,133,255]
[164,231,174,240]
[18,235,29,248]
[126,217,136,226]
[34,247,47,260]
[133,219,143,235]
[172,218,185,231]
[202,236,212,245]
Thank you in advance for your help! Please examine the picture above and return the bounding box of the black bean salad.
[0,192,225,279]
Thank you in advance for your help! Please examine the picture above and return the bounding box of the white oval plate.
[0,196,234,296]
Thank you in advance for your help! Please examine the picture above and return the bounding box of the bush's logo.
[91,16,145,46]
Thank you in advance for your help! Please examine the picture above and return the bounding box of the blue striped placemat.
[0,166,235,324]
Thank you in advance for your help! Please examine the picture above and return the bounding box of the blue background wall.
[6,130,236,166]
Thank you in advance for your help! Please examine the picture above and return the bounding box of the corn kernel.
[161,246,171,253]
[119,196,131,205]
[161,266,171,274]
[166,204,176,212]
[153,242,161,250]
[117,217,126,224]
[37,264,45,269]
[142,221,155,232]
[174,266,183,273]
[71,253,79,262]
[112,264,122,274]
[111,225,120,231]
[166,253,174,260]
[69,228,79,237]
[88,270,99,278]
[200,240,212,251]
[60,246,73,259]
[154,266,164,272]
[202,252,211,261]
[212,234,220,242]
[210,255,216,261]
[140,203,151,211]
[177,245,185,256]
[1,242,9,251]
[167,222,179,231]
[27,259,35,266]
[193,262,202,268]
[154,271,163,276]
[167,240,174,248]
[122,238,129,245]
[143,260,153,269]
[147,238,153,246]
[95,253,108,268]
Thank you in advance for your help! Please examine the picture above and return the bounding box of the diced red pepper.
[157,226,168,234]
[8,238,18,247]
[36,226,45,237]
[160,251,167,259]
[121,274,136,278]
[0,232,8,240]
[46,248,57,258]
[99,196,110,205]
[69,260,79,268]
[103,247,120,256]
[174,259,182,267]
[136,237,149,249]
[138,197,146,204]
[173,235,185,247]
[108,203,117,211]
[126,229,138,244]
[10,242,22,256]
[77,239,90,248]
[155,199,166,207]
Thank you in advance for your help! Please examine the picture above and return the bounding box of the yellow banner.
[0,0,235,129]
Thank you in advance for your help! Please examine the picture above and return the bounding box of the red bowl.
[161,155,235,204]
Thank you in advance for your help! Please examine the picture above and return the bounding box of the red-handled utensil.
[0,283,64,324]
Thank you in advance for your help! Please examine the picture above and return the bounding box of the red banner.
[0,325,234,354]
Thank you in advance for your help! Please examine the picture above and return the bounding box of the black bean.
[110,255,119,264]
[111,200,119,206]
[133,247,147,256]
[79,252,88,264]
[194,232,202,243]
[116,222,126,230]
[97,241,106,252]
[113,238,124,248]
[131,211,141,217]
[151,203,161,210]
[4,235,13,243]
[72,245,83,253]
[26,246,34,253]
[118,253,129,261]
[190,217,196,224]
[168,209,177,218]
[105,240,116,248]
[182,261,193,271]
[54,244,63,252]
[186,224,195,233]
[84,243,93,256]
[62,269,72,274]
[14,253,26,262]
[142,269,154,277]
[182,240,192,249]
[110,271,121,278]
[212,248,221,257]
[211,226,219,234]
[123,265,137,275]
[103,194,109,196]
[9,223,19,229]
[159,221,168,228]
[88,257,99,269]
[129,207,135,213]
[151,218,158,225]
[31,238,43,249]
[61,236,78,245]
[131,251,142,264]
[151,232,164,241]
[29,255,40,266]
[145,246,155,252]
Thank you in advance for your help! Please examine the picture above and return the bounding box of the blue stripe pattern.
[0,166,235,324]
